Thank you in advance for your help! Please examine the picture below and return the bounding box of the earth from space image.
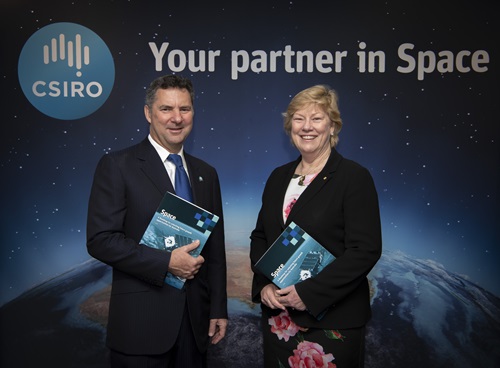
[1,248,499,368]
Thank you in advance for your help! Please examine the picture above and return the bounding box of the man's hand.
[209,318,228,345]
[168,240,204,279]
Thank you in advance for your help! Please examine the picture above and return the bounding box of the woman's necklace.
[297,174,308,186]
[296,152,329,186]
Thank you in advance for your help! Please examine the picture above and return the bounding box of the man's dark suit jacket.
[250,148,382,328]
[87,138,227,355]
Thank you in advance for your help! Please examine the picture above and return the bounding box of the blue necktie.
[167,154,193,202]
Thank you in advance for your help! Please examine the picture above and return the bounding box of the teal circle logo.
[18,22,115,120]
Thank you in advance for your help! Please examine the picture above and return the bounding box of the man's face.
[144,87,194,153]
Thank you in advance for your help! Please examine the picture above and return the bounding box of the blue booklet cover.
[254,222,335,288]
[140,191,219,289]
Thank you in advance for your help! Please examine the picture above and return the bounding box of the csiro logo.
[18,22,115,120]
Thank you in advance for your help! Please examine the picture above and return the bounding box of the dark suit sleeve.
[249,167,284,303]
[183,155,228,321]
[205,171,228,318]
[249,207,270,303]
[86,153,170,286]
[295,163,382,319]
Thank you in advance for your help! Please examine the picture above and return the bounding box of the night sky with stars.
[1,0,498,305]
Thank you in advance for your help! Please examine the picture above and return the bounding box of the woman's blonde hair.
[283,85,343,147]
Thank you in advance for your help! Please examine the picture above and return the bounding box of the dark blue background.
[1,0,498,309]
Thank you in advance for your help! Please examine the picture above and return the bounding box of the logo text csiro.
[18,22,115,120]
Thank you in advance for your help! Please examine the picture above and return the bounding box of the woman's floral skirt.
[262,309,366,368]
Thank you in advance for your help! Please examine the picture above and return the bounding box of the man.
[87,74,228,367]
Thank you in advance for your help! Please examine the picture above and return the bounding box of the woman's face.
[290,103,334,158]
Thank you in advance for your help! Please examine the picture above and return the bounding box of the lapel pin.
[199,176,204,182]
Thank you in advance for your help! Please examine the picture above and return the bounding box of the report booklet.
[254,222,335,288]
[140,191,219,289]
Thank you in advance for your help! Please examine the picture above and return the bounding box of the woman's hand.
[260,284,285,310]
[275,285,307,311]
[261,284,306,311]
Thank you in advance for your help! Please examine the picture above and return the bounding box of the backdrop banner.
[1,1,499,367]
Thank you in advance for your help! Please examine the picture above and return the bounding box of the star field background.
[0,0,499,309]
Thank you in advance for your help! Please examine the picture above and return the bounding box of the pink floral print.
[268,310,342,367]
[268,309,307,342]
[288,341,336,368]
[284,197,297,219]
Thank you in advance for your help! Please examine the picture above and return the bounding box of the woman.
[250,85,382,368]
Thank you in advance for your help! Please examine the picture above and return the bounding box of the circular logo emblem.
[18,22,115,120]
